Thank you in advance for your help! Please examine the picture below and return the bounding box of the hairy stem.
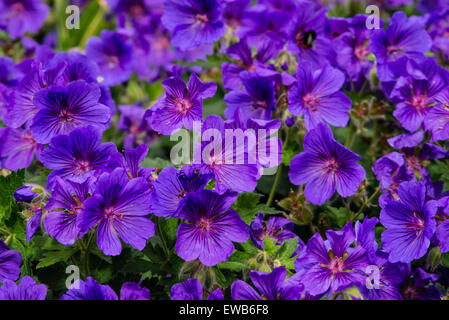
[352,186,381,221]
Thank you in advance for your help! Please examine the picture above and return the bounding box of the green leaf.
[0,170,25,221]
[323,207,351,228]
[162,218,179,242]
[277,238,299,271]
[441,252,449,268]
[36,246,78,269]
[232,192,263,224]
[217,261,247,271]
[263,237,277,256]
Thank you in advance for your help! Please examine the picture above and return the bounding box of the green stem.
[79,238,90,277]
[266,163,283,207]
[157,217,170,259]
[358,79,369,98]
[345,121,356,148]
[352,186,381,221]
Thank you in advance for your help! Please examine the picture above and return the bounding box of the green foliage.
[232,192,283,224]
[0,170,25,222]
[323,206,352,228]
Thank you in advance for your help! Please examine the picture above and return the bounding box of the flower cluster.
[0,0,448,301]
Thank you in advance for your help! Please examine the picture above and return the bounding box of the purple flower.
[44,177,91,245]
[40,126,117,189]
[78,167,155,256]
[175,190,249,266]
[150,73,216,134]
[117,104,157,149]
[0,239,22,282]
[380,181,437,263]
[120,282,151,300]
[334,15,375,82]
[170,278,223,300]
[193,115,259,194]
[224,108,282,173]
[162,0,225,50]
[222,0,250,30]
[427,9,449,62]
[354,217,379,257]
[237,8,288,51]
[0,128,43,171]
[288,123,366,205]
[4,61,66,129]
[30,80,112,144]
[107,144,155,184]
[399,267,441,300]
[389,58,449,132]
[359,251,406,300]
[46,52,116,114]
[224,71,276,122]
[61,277,150,300]
[370,12,432,82]
[0,0,49,39]
[221,38,280,91]
[231,266,303,300]
[13,186,38,203]
[0,276,47,300]
[151,165,211,217]
[295,223,368,295]
[372,152,414,207]
[423,90,449,141]
[86,30,134,86]
[287,63,351,130]
[285,1,331,68]
[436,197,449,253]
[249,213,302,251]
[26,208,42,242]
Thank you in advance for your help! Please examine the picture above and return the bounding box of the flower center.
[59,110,73,122]
[174,98,191,114]
[129,4,144,16]
[107,56,119,68]
[303,94,321,111]
[76,160,91,173]
[387,46,402,59]
[410,95,428,111]
[328,256,344,274]
[355,44,369,62]
[12,2,25,13]
[252,100,268,110]
[295,30,317,49]
[104,207,123,219]
[406,156,421,170]
[324,158,339,173]
[176,190,187,199]
[197,218,211,231]
[409,211,425,236]
[196,14,209,23]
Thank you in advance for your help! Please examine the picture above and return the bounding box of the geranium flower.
[175,190,248,266]
[162,0,225,50]
[78,168,155,256]
[380,181,437,263]
[288,123,365,205]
